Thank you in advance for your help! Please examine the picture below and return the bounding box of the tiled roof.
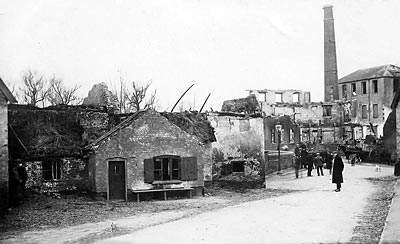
[339,64,400,83]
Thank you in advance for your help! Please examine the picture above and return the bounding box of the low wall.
[264,151,294,175]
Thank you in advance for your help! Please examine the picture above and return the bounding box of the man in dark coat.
[294,156,301,178]
[17,161,28,197]
[314,153,324,176]
[307,153,314,177]
[332,151,344,192]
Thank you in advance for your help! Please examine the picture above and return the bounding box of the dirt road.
[98,164,393,244]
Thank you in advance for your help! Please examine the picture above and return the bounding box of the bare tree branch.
[20,70,50,106]
[48,76,82,105]
[126,81,158,112]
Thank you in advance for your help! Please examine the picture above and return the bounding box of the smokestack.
[323,5,339,102]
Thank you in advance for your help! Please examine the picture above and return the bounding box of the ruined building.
[8,101,216,200]
[0,78,17,216]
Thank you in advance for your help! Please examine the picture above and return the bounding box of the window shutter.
[180,157,197,180]
[144,158,154,183]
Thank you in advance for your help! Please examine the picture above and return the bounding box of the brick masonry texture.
[89,110,212,196]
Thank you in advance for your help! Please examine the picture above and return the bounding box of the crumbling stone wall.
[79,111,114,145]
[25,158,88,193]
[83,83,119,112]
[0,94,8,215]
[207,114,265,163]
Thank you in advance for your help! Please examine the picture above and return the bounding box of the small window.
[394,78,400,92]
[323,105,332,117]
[43,160,61,181]
[342,85,347,98]
[271,129,275,143]
[351,83,356,96]
[289,129,294,143]
[275,93,283,103]
[372,80,378,93]
[292,93,300,103]
[373,104,378,118]
[231,161,245,173]
[362,105,368,119]
[362,82,367,94]
[144,156,197,183]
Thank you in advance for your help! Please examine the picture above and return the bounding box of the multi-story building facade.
[338,64,400,139]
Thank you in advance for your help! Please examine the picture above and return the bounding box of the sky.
[1,0,400,111]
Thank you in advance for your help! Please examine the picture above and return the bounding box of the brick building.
[338,64,400,139]
[84,110,215,200]
[0,78,17,216]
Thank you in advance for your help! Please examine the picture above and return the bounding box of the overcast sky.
[1,0,400,111]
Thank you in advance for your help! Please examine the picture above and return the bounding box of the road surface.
[98,163,393,244]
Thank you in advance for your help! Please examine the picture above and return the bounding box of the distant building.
[338,64,400,138]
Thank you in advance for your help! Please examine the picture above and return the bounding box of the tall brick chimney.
[323,5,339,102]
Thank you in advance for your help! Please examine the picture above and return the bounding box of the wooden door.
[108,161,126,200]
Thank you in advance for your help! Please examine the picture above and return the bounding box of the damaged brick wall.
[25,158,88,193]
[207,114,265,163]
[0,94,8,215]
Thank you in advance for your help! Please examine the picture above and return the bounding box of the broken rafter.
[171,84,194,112]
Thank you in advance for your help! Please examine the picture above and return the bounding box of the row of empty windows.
[361,104,379,119]
[342,78,400,98]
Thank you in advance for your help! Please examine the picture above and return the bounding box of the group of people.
[294,145,344,192]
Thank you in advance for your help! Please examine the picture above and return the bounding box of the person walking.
[300,147,308,169]
[294,155,301,178]
[332,150,344,192]
[314,153,324,176]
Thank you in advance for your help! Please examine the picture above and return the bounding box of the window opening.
[373,104,378,118]
[362,105,368,119]
[231,161,245,173]
[275,93,283,103]
[43,159,61,181]
[351,83,356,96]
[342,85,347,98]
[362,82,367,94]
[372,80,378,93]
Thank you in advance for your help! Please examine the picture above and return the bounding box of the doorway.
[108,161,126,200]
